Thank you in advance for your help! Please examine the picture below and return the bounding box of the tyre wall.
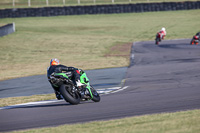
[0,1,200,18]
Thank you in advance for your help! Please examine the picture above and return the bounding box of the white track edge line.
[0,86,127,110]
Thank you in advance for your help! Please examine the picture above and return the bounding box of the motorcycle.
[190,35,199,45]
[49,71,100,105]
[155,32,163,45]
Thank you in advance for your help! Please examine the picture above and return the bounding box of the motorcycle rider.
[195,32,200,40]
[47,58,83,100]
[159,27,167,40]
[191,32,200,45]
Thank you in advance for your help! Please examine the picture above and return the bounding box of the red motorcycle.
[190,35,199,45]
[155,32,163,45]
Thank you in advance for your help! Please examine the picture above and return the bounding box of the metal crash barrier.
[0,23,15,37]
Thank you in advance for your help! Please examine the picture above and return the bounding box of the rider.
[191,32,200,45]
[47,58,83,100]
[195,32,200,39]
[158,27,167,40]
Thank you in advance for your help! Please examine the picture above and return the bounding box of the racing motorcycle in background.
[49,71,100,105]
[190,34,199,45]
[155,32,163,45]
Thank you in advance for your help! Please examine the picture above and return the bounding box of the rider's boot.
[82,88,90,99]
[55,91,63,100]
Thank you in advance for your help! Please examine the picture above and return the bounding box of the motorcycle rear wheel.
[59,84,80,105]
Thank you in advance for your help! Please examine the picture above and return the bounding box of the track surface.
[0,67,127,98]
[1,39,200,132]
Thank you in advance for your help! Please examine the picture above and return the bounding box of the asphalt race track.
[0,67,127,98]
[1,39,200,132]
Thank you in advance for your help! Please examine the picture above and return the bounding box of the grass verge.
[10,109,200,133]
[0,94,55,107]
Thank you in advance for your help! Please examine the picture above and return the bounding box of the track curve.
[0,39,200,132]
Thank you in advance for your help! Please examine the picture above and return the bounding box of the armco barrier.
[0,1,200,18]
[0,23,15,37]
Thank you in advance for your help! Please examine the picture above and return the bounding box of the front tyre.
[155,37,159,45]
[90,85,100,102]
[59,85,80,105]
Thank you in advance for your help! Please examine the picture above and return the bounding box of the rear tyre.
[59,85,80,105]
[90,85,100,102]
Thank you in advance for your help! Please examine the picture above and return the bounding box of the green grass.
[0,0,197,9]
[10,109,200,133]
[0,94,55,107]
[0,10,200,81]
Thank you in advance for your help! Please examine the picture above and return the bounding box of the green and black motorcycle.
[49,71,100,105]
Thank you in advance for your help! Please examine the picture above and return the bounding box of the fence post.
[13,22,16,32]
[46,0,49,6]
[94,0,96,4]
[129,0,131,2]
[28,0,31,7]
[63,0,65,5]
[112,0,114,3]
[78,0,80,4]
[12,0,15,7]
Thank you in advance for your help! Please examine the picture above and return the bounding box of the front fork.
[85,82,93,99]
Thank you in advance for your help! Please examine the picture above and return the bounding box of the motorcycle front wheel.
[155,37,160,45]
[90,85,100,102]
[59,84,80,105]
